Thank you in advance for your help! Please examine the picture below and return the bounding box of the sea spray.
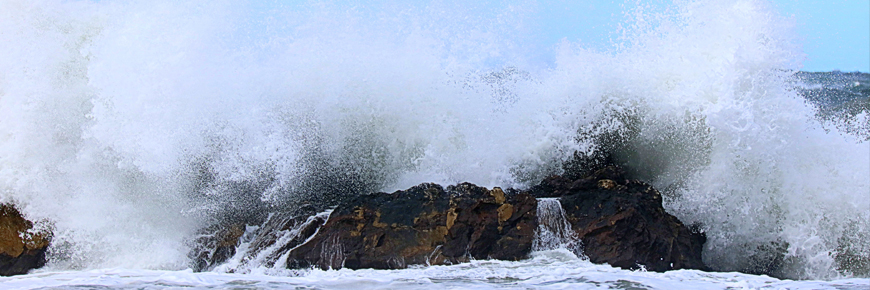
[0,0,866,280]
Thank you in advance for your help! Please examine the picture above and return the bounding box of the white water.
[0,0,868,286]
[533,198,581,255]
[1,251,867,289]
[213,210,332,275]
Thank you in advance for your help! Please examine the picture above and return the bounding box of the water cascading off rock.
[192,166,708,273]
[533,198,581,255]
[529,166,708,271]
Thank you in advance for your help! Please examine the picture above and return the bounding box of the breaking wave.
[0,0,866,280]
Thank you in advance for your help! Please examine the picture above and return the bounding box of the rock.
[188,204,325,272]
[188,223,247,272]
[0,204,50,276]
[536,166,707,272]
[235,206,329,270]
[197,166,705,273]
[283,183,537,270]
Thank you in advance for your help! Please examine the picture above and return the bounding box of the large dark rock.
[530,166,707,272]
[284,183,537,270]
[192,167,706,273]
[0,204,50,276]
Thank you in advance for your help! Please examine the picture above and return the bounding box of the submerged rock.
[0,204,50,276]
[284,183,537,270]
[529,166,707,272]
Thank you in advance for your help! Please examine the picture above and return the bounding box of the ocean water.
[0,0,868,288]
[1,251,868,289]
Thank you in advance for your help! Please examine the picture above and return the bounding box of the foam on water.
[0,0,867,281]
[1,252,867,289]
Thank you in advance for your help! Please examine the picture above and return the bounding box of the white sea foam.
[0,0,867,281]
[0,251,867,289]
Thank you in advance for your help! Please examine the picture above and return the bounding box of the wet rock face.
[284,183,537,270]
[531,167,707,272]
[189,223,246,272]
[0,204,50,276]
[188,205,325,272]
[193,167,705,273]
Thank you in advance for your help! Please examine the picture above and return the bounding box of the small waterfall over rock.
[210,210,332,274]
[533,198,581,256]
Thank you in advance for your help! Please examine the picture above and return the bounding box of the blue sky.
[253,0,868,72]
[773,0,869,72]
[532,0,869,72]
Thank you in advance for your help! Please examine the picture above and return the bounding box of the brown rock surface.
[0,204,50,276]
[530,166,707,272]
[284,183,537,270]
[189,223,246,272]
[193,167,706,273]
